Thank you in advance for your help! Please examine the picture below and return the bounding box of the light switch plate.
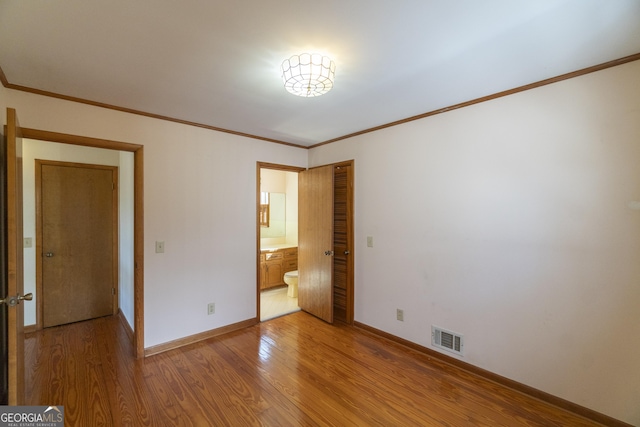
[367,236,373,247]
[155,241,165,253]
[24,237,33,248]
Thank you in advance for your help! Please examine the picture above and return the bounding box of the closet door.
[298,165,334,323]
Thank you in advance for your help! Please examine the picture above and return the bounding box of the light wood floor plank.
[24,312,607,426]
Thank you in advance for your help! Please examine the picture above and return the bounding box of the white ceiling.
[1,0,639,147]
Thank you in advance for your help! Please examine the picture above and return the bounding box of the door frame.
[21,128,145,358]
[35,160,119,329]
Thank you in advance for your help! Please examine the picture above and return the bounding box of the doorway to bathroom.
[257,163,305,321]
[256,160,355,324]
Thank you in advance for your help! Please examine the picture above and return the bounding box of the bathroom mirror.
[260,192,286,237]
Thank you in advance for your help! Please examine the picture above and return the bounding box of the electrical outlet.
[208,302,215,315]
[397,309,404,322]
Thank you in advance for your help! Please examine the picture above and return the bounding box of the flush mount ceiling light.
[281,53,336,97]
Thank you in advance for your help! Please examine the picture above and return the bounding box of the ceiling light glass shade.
[281,53,336,97]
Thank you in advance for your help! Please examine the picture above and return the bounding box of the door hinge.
[112,182,116,190]
[112,288,116,295]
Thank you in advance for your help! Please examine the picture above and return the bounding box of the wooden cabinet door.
[298,165,334,323]
[265,261,283,288]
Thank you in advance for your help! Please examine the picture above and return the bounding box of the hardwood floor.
[25,312,605,426]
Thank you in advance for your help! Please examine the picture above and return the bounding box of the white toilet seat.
[284,270,298,298]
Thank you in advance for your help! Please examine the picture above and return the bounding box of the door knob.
[45,252,54,257]
[0,293,33,307]
[344,250,350,255]
[18,293,33,302]
[324,250,334,256]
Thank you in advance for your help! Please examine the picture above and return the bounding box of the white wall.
[260,168,286,193]
[119,151,135,327]
[285,171,298,247]
[260,169,299,248]
[0,88,308,349]
[308,60,640,425]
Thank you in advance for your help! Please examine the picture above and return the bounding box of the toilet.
[283,270,298,298]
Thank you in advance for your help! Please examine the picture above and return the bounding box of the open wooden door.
[4,108,29,405]
[298,165,334,323]
[0,113,7,405]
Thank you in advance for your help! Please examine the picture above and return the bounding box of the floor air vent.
[432,326,464,356]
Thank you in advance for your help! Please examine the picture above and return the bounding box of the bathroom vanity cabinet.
[260,247,298,290]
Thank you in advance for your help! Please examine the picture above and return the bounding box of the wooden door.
[5,108,27,405]
[0,115,7,405]
[298,165,334,323]
[333,163,354,323]
[38,161,117,328]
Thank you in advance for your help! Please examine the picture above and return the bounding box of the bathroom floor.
[260,286,300,321]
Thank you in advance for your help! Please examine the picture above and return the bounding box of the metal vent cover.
[432,325,464,356]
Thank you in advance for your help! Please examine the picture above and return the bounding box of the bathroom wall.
[307,60,640,425]
[284,171,298,247]
[260,169,298,248]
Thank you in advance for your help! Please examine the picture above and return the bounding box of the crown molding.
[310,52,640,148]
[0,70,306,149]
[0,65,9,87]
